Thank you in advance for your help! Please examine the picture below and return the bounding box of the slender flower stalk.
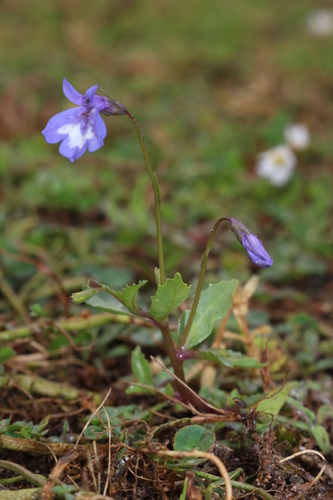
[178,218,229,349]
[178,217,272,350]
[124,112,183,388]
[125,111,166,286]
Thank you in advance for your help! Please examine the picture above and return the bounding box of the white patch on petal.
[57,122,94,150]
[255,145,297,187]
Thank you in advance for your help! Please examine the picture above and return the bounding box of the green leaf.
[20,426,32,439]
[199,386,227,409]
[286,396,316,423]
[311,425,330,453]
[76,280,147,316]
[178,280,238,349]
[112,280,147,314]
[150,273,191,323]
[71,287,100,304]
[179,477,188,500]
[174,425,215,452]
[317,404,333,425]
[131,346,153,387]
[196,348,264,368]
[256,383,299,419]
[8,421,27,432]
[0,419,9,435]
[86,290,134,316]
[0,347,15,363]
[84,425,108,441]
[38,415,50,431]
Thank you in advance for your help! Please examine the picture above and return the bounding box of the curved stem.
[126,111,166,285]
[178,217,229,349]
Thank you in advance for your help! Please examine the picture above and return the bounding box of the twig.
[0,373,102,405]
[0,434,108,457]
[0,248,70,317]
[74,388,112,449]
[0,312,154,343]
[145,449,232,500]
[0,487,42,500]
[102,407,112,496]
[279,449,326,463]
[0,265,29,322]
[0,460,47,486]
[151,355,234,416]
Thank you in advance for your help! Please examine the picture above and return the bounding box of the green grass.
[1,0,332,290]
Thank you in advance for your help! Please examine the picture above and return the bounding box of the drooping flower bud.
[228,218,273,268]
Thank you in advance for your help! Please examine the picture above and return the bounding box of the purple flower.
[228,218,273,268]
[42,78,126,162]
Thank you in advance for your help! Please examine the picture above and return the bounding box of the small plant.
[43,78,273,407]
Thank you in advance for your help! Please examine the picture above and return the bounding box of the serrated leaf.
[86,290,134,316]
[150,273,191,323]
[174,425,215,452]
[178,279,238,349]
[112,280,147,314]
[196,348,264,368]
[131,346,153,387]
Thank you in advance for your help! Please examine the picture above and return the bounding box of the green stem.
[178,217,229,349]
[159,322,218,410]
[160,321,185,384]
[126,111,166,285]
[0,460,46,487]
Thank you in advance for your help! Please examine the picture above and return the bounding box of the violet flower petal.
[43,78,125,161]
[59,134,88,162]
[63,78,83,105]
[93,95,115,113]
[84,85,99,104]
[87,111,107,152]
[42,108,83,144]
[228,217,273,268]
[242,233,273,268]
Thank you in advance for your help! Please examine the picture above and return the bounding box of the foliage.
[0,1,332,499]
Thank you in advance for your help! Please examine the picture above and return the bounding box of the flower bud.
[228,218,273,268]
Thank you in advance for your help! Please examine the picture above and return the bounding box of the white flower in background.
[284,124,310,151]
[256,145,297,186]
[307,9,333,37]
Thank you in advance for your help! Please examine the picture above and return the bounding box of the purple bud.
[228,218,273,268]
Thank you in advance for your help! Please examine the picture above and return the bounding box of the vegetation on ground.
[0,1,333,498]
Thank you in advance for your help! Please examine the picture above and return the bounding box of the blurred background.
[0,0,333,321]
